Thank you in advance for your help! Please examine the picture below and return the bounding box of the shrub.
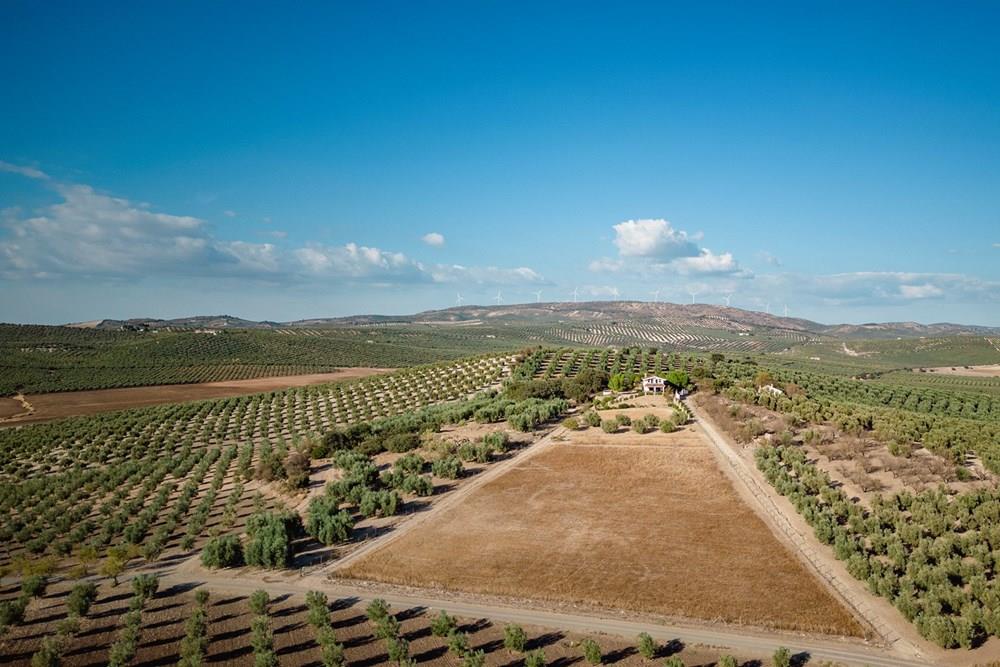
[131,574,159,602]
[718,656,737,667]
[366,598,390,623]
[504,623,527,652]
[525,649,547,667]
[585,411,602,427]
[431,610,457,637]
[581,638,602,665]
[600,419,618,434]
[662,657,685,667]
[249,590,270,616]
[251,614,277,667]
[659,418,676,433]
[482,430,510,452]
[562,417,580,430]
[615,414,632,427]
[306,498,355,545]
[386,635,411,664]
[67,581,98,617]
[772,647,791,667]
[317,626,346,667]
[394,453,425,474]
[31,635,62,667]
[462,649,486,667]
[637,632,656,659]
[447,630,470,656]
[385,432,421,453]
[201,534,243,568]
[284,449,311,489]
[306,590,330,628]
[244,511,300,567]
[431,456,463,479]
[21,575,47,598]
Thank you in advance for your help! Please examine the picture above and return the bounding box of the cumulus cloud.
[592,218,748,279]
[0,160,49,180]
[422,232,445,247]
[0,177,544,287]
[672,249,742,275]
[612,219,699,258]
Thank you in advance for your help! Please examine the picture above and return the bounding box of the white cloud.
[612,219,699,258]
[292,243,428,282]
[592,217,748,280]
[0,160,49,180]
[672,249,743,275]
[223,210,237,218]
[993,243,1000,248]
[430,264,545,285]
[422,232,445,247]
[755,271,998,306]
[0,176,546,288]
[587,257,625,273]
[898,283,944,299]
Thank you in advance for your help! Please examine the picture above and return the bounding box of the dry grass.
[340,427,863,636]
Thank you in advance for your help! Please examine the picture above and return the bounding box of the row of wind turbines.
[454,289,790,317]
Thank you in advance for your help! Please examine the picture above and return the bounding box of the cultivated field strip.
[0,354,513,565]
[539,320,810,352]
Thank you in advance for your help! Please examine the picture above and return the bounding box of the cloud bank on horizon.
[1,162,996,325]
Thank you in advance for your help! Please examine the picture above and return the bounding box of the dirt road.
[687,398,928,662]
[149,569,932,667]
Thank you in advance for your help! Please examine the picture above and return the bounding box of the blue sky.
[1,1,998,325]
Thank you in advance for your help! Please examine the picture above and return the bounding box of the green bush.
[581,638,602,665]
[306,497,355,545]
[431,456,463,479]
[201,534,243,568]
[600,419,618,434]
[772,647,791,667]
[431,610,457,637]
[637,632,656,659]
[504,623,527,652]
[249,590,270,616]
[244,511,301,567]
[67,582,98,617]
[525,649,546,667]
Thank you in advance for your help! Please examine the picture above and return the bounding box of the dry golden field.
[341,424,863,636]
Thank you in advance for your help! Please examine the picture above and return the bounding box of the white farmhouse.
[642,375,667,394]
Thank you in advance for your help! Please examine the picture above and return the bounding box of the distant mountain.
[80,302,1000,339]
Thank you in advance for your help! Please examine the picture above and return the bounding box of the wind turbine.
[533,290,542,303]
[455,292,465,307]
[764,301,771,315]
[649,288,661,303]
[722,293,733,307]
[687,288,699,304]
[494,290,503,306]
[571,287,579,303]
[783,303,789,318]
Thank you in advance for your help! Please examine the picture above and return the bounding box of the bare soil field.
[0,580,749,666]
[339,425,863,637]
[0,368,392,426]
[917,363,1000,377]
[0,397,23,418]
